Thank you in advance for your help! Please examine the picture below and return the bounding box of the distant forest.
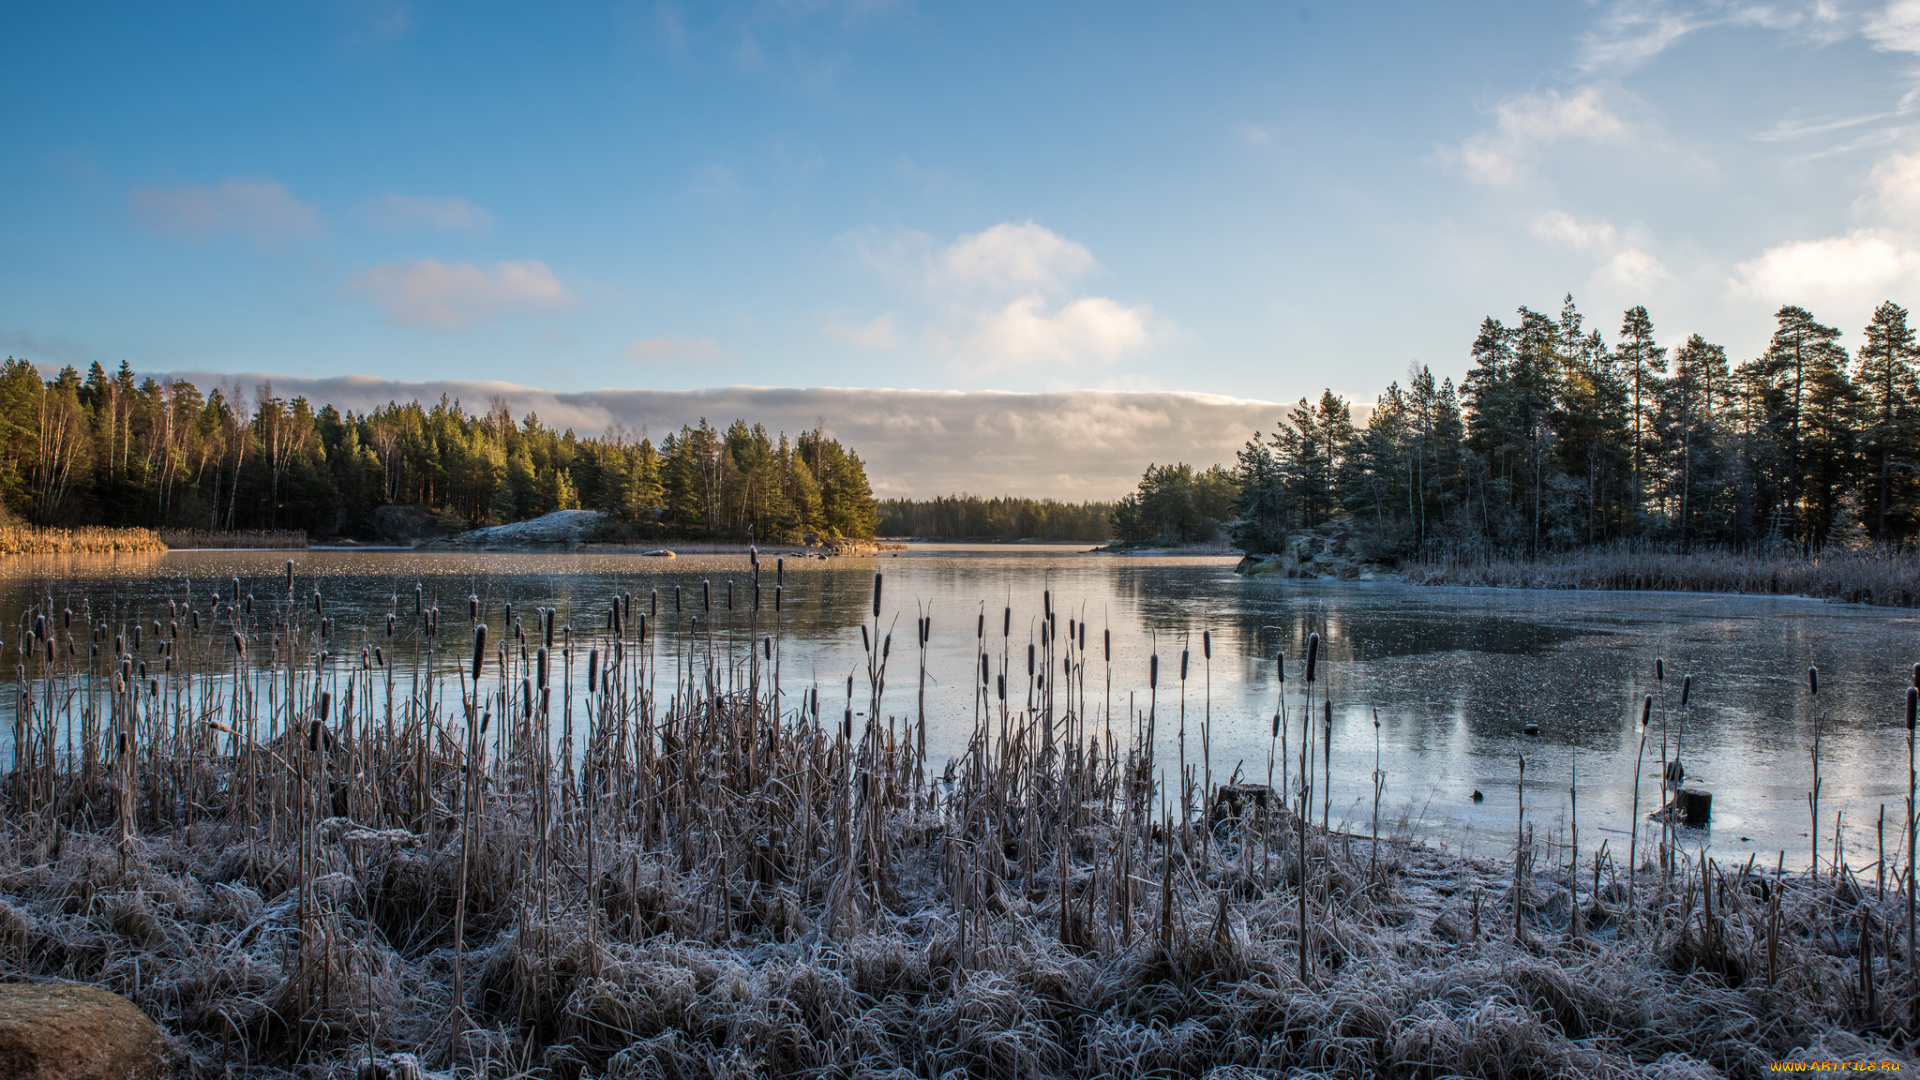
[1114,299,1920,558]
[877,495,1115,541]
[0,359,879,541]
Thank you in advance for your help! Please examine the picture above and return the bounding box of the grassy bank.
[0,524,166,555]
[0,575,1913,1077]
[1407,546,1920,606]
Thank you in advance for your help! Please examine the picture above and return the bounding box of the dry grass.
[157,530,309,550]
[1409,544,1920,606]
[0,572,1913,1078]
[0,524,166,555]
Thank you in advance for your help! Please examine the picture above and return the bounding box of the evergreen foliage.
[0,364,880,541]
[1191,296,1920,556]
[876,495,1115,540]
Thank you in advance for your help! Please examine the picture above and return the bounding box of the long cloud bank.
[165,374,1289,500]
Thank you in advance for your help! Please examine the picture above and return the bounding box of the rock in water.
[0,981,170,1079]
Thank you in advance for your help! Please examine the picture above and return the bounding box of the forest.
[0,359,880,541]
[1113,298,1920,559]
[876,494,1114,541]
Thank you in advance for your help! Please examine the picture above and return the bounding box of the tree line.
[0,358,880,541]
[1114,298,1920,557]
[877,494,1115,541]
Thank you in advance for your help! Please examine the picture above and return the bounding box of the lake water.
[3,542,1916,870]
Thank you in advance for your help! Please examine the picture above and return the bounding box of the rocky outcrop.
[1235,518,1398,581]
[0,981,171,1080]
[426,509,603,549]
[371,504,437,544]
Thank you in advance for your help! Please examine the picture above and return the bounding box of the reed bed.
[0,524,167,555]
[158,530,309,550]
[1408,544,1920,606]
[0,564,1912,1078]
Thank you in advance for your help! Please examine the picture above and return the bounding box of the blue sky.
[6,1,1920,417]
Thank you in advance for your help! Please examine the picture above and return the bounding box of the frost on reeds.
[0,576,1914,1079]
[0,523,166,555]
[1409,542,1920,607]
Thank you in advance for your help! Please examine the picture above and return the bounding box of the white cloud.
[153,375,1280,499]
[129,177,322,249]
[1867,0,1920,53]
[623,336,730,363]
[961,295,1153,369]
[1603,248,1675,289]
[346,259,577,330]
[1453,86,1632,185]
[1859,147,1920,220]
[1578,1,1851,72]
[1530,210,1621,251]
[937,221,1097,292]
[825,313,899,350]
[1734,229,1920,301]
[357,193,493,233]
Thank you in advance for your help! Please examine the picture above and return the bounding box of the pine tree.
[1856,301,1919,541]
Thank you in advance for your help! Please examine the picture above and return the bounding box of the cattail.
[374,646,384,667]
[1305,631,1320,683]
[1104,628,1110,662]
[1655,657,1664,682]
[727,580,734,610]
[386,613,395,637]
[1276,651,1286,685]
[587,648,599,689]
[62,608,70,628]
[862,625,871,653]
[1912,662,1919,689]
[1027,643,1035,677]
[1180,649,1189,681]
[763,636,772,659]
[231,576,241,603]
[469,594,479,621]
[414,584,422,613]
[623,592,631,619]
[544,608,554,648]
[1907,685,1917,730]
[776,557,784,586]
[132,625,141,650]
[232,633,244,657]
[872,572,883,618]
[703,580,711,612]
[919,615,929,646]
[1641,694,1653,726]
[472,624,487,681]
[638,613,648,641]
[1680,674,1691,707]
[1003,606,1011,637]
[521,677,533,716]
[977,611,985,639]
[981,653,990,686]
[1150,654,1159,689]
[883,634,891,660]
[1808,666,1819,696]
[314,592,323,615]
[1203,629,1211,660]
[537,646,549,690]
[318,690,332,722]
[1078,621,1086,651]
[652,588,659,616]
[753,582,761,611]
[775,585,783,612]
[286,559,294,590]
[245,595,253,615]
[997,674,1007,701]
[191,610,199,631]
[309,719,329,753]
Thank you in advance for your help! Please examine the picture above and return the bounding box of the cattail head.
[763,636,771,660]
[1027,642,1035,676]
[775,585,782,612]
[919,615,929,646]
[1180,649,1189,681]
[386,613,395,637]
[753,582,761,612]
[469,594,479,621]
[472,624,487,681]
[1908,685,1917,731]
[544,608,555,648]
[245,595,253,615]
[862,624,871,653]
[286,559,295,589]
[191,609,200,631]
[776,557,784,586]
[318,691,331,722]
[638,613,648,641]
[612,602,623,635]
[883,633,891,660]
[309,719,329,752]
[587,647,599,689]
[1150,653,1159,689]
[521,677,533,716]
[981,652,990,686]
[1003,606,1011,638]
[703,580,711,613]
[1655,657,1664,682]
[537,645,549,690]
[62,608,70,629]
[1323,698,1331,724]
[1202,630,1211,660]
[314,592,323,615]
[1680,674,1691,707]
[414,583,422,613]
[1808,666,1819,696]
[1078,621,1086,652]
[233,632,246,657]
[872,572,883,618]
[977,611,984,640]
[1305,632,1320,683]
[997,673,1006,701]
[727,580,734,611]
[1641,694,1653,726]
[374,646,384,667]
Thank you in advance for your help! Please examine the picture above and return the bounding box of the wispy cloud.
[825,312,899,350]
[356,193,493,233]
[1577,0,1852,73]
[957,296,1153,370]
[128,177,322,249]
[623,336,731,363]
[1450,86,1632,185]
[345,259,577,330]
[1530,210,1621,251]
[152,376,1281,499]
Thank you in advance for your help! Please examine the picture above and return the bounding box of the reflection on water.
[2,544,1916,864]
